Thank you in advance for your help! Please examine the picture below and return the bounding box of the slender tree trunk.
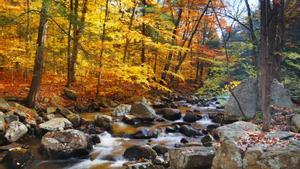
[24,0,31,81]
[140,0,146,63]
[69,0,88,86]
[67,0,73,87]
[173,0,211,75]
[26,0,48,107]
[123,3,137,63]
[161,8,182,80]
[153,51,158,73]
[96,0,109,97]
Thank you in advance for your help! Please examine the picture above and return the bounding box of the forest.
[0,0,300,169]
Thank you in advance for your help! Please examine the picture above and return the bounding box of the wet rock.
[0,98,10,111]
[112,104,131,117]
[78,122,103,134]
[125,161,159,169]
[158,108,181,121]
[130,128,158,139]
[5,114,19,124]
[94,114,112,131]
[4,148,33,169]
[206,124,220,132]
[129,103,156,120]
[169,146,215,169]
[122,114,141,125]
[165,126,176,133]
[180,138,189,144]
[88,134,101,145]
[5,121,28,142]
[41,129,90,158]
[180,125,202,137]
[39,118,72,131]
[201,135,213,147]
[123,145,157,160]
[63,88,77,100]
[225,78,294,121]
[290,114,300,133]
[152,145,169,155]
[183,112,201,123]
[58,107,81,127]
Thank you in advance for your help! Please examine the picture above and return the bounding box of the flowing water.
[1,103,219,169]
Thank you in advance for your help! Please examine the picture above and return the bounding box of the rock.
[212,122,300,169]
[63,88,77,100]
[165,126,176,133]
[224,78,294,121]
[152,145,169,155]
[201,135,213,147]
[58,107,81,127]
[8,103,39,126]
[0,115,6,132]
[0,98,10,111]
[112,104,131,117]
[46,107,57,114]
[39,118,73,131]
[125,161,158,169]
[122,114,141,125]
[158,108,182,121]
[5,121,28,142]
[94,114,112,131]
[123,145,157,160]
[243,144,300,169]
[180,125,202,137]
[129,103,156,120]
[5,114,19,124]
[41,129,90,158]
[180,138,189,144]
[183,112,201,123]
[169,146,215,169]
[290,114,300,133]
[130,128,158,139]
[4,148,33,169]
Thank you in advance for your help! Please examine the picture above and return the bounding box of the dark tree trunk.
[26,0,48,107]
[259,0,285,131]
[140,0,146,64]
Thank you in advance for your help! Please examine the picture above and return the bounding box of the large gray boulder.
[41,129,90,158]
[5,121,28,142]
[123,145,157,161]
[169,146,215,169]
[225,79,293,121]
[129,103,156,120]
[212,122,300,169]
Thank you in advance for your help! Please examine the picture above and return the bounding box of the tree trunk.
[24,0,31,80]
[123,3,137,63]
[67,0,73,87]
[26,0,48,107]
[140,0,146,64]
[96,0,109,97]
[69,0,88,86]
[161,8,182,80]
[258,0,285,131]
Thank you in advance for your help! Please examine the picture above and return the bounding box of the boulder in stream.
[183,112,201,123]
[112,104,131,117]
[169,146,215,169]
[129,103,156,120]
[123,145,157,161]
[179,125,202,137]
[4,148,33,169]
[5,121,28,142]
[41,129,90,158]
[158,108,182,121]
[39,118,73,131]
[94,114,112,131]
